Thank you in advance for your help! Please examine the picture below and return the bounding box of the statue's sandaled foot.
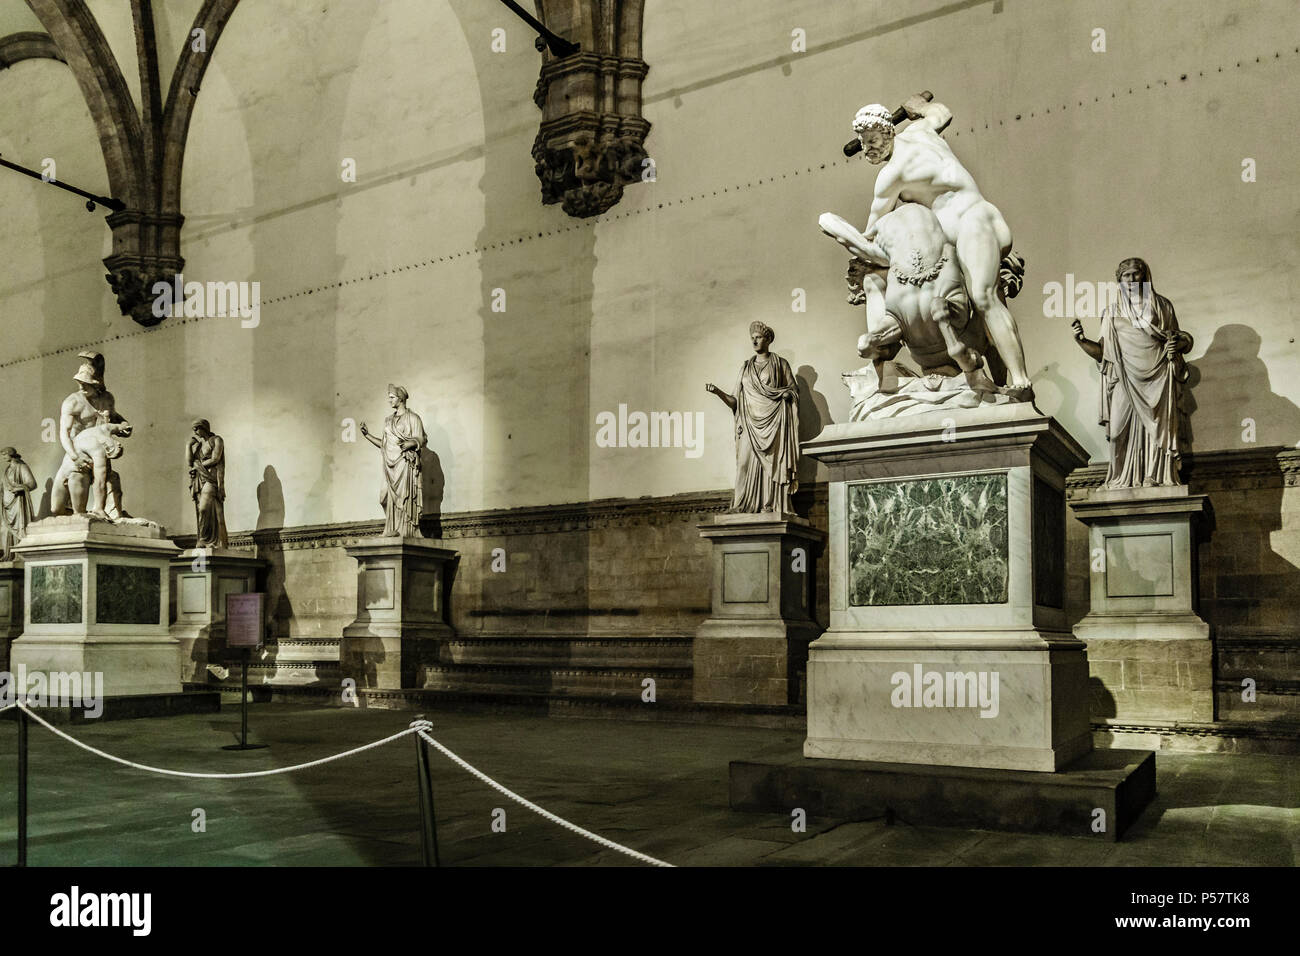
[964,367,1000,393]
[87,509,112,522]
[1001,383,1035,403]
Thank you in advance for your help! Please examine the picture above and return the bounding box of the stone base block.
[1078,615,1213,722]
[0,562,22,671]
[11,515,181,696]
[341,622,454,691]
[730,747,1156,841]
[693,514,824,707]
[1070,486,1212,723]
[694,619,822,706]
[341,537,458,690]
[9,637,183,696]
[170,548,265,683]
[805,636,1093,771]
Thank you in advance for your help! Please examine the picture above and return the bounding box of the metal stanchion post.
[223,647,266,751]
[413,717,440,867]
[17,706,28,867]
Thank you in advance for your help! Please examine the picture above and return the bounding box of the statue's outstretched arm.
[706,383,737,412]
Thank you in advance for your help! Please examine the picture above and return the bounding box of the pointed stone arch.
[26,0,241,326]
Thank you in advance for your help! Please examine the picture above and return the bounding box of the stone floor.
[0,702,1295,866]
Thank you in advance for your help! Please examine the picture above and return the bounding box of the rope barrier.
[7,702,419,779]
[1,702,675,867]
[414,723,674,868]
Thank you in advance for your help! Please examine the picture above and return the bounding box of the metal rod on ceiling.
[0,153,124,212]
[495,0,580,58]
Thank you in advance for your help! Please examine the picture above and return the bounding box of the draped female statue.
[706,322,801,514]
[1072,258,1192,488]
[0,447,36,561]
[360,385,427,537]
[187,419,228,549]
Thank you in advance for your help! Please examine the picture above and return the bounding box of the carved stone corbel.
[530,1,650,218]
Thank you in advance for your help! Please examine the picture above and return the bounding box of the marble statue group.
[697,89,1192,517]
[819,93,1032,420]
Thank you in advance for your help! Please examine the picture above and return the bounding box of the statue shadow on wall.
[795,363,833,488]
[253,465,293,655]
[35,477,53,521]
[1182,323,1300,452]
[1032,361,1085,433]
[418,446,446,538]
[1180,324,1300,657]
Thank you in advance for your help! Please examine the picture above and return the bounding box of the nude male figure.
[854,94,1032,395]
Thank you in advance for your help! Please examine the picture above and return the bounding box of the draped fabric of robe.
[730,354,800,513]
[0,458,35,560]
[381,410,427,537]
[189,435,227,548]
[1097,288,1187,488]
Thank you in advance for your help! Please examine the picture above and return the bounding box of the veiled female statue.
[360,384,427,537]
[1072,258,1192,488]
[706,322,801,514]
[0,447,36,561]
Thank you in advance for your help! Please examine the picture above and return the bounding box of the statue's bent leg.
[930,295,980,372]
[102,467,126,519]
[65,468,90,515]
[956,211,1032,391]
[87,452,111,517]
[50,461,74,515]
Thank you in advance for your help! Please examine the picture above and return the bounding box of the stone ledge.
[730,748,1155,842]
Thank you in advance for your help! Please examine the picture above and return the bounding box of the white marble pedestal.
[11,516,182,696]
[0,561,23,671]
[1068,485,1212,722]
[801,403,1093,772]
[340,537,458,690]
[693,514,825,706]
[170,548,266,684]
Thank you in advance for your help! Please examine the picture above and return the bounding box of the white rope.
[4,702,674,866]
[415,723,674,868]
[10,702,419,779]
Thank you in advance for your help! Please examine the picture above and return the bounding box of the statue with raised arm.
[50,352,132,519]
[1072,258,1192,488]
[0,447,36,561]
[844,93,1033,399]
[706,322,800,515]
[359,385,427,538]
[187,419,228,549]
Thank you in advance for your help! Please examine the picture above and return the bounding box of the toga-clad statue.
[187,419,228,549]
[706,322,800,514]
[360,385,427,537]
[0,447,36,561]
[51,351,132,519]
[1072,258,1192,488]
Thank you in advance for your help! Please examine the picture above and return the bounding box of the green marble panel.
[31,563,83,624]
[97,564,161,625]
[848,474,1009,606]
